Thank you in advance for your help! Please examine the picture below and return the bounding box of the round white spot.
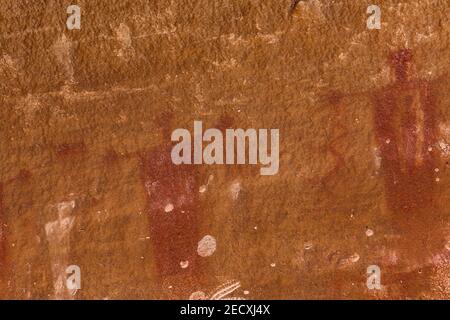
[164,203,174,213]
[366,229,374,237]
[243,290,250,295]
[270,263,276,268]
[197,235,217,257]
[435,177,440,182]
[434,168,440,173]
[180,260,189,269]
[385,139,391,144]
[199,185,207,193]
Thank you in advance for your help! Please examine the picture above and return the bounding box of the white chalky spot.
[180,261,189,269]
[210,280,243,300]
[52,35,74,84]
[229,181,241,200]
[366,229,374,237]
[164,203,174,213]
[438,141,450,156]
[445,241,450,251]
[197,235,217,257]
[199,185,207,193]
[385,139,391,144]
[270,263,276,268]
[45,200,76,300]
[350,253,360,263]
[373,147,382,170]
[244,290,250,295]
[304,242,313,250]
[115,23,134,59]
[55,201,75,218]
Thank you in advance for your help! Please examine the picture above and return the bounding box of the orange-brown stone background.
[0,0,449,299]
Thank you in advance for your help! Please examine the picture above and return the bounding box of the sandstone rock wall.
[0,0,449,299]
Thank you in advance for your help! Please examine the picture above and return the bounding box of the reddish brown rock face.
[0,1,449,300]
[374,50,438,214]
[56,142,87,159]
[140,146,201,280]
[373,50,446,265]
[0,184,5,278]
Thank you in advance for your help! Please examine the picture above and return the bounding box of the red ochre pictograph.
[373,49,446,264]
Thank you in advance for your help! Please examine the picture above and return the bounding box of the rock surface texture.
[0,0,449,299]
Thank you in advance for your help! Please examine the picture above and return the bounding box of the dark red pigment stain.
[140,112,202,282]
[215,113,260,178]
[141,147,200,279]
[0,170,32,295]
[0,184,5,299]
[56,142,86,158]
[215,113,235,132]
[103,149,120,165]
[320,91,351,194]
[373,50,444,263]
[0,184,5,273]
[7,169,32,184]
